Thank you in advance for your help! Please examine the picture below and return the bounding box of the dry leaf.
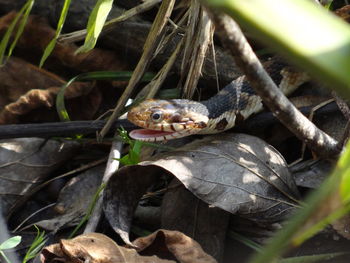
[0,12,128,71]
[104,133,300,244]
[35,165,104,231]
[0,57,100,124]
[41,232,176,263]
[161,179,229,262]
[0,138,80,216]
[132,229,217,263]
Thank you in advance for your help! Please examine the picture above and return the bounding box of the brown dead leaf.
[0,138,80,217]
[104,133,300,245]
[0,57,100,124]
[0,12,128,72]
[40,233,176,263]
[132,230,217,263]
[161,179,229,262]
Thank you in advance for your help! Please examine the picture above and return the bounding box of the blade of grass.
[0,0,33,64]
[22,226,47,263]
[56,71,155,122]
[68,183,106,238]
[75,0,113,53]
[228,231,262,252]
[7,0,34,58]
[279,252,347,263]
[39,0,72,67]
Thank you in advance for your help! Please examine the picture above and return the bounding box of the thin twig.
[98,0,176,139]
[209,12,341,158]
[182,4,214,98]
[84,140,123,233]
[0,120,134,139]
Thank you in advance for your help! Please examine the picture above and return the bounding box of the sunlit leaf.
[0,236,21,250]
[39,0,72,67]
[76,0,114,53]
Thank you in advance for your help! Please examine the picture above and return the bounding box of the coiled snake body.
[127,60,310,142]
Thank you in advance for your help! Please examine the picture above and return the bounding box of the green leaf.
[76,0,114,53]
[0,236,21,250]
[39,0,71,67]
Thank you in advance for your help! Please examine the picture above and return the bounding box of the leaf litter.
[104,133,300,245]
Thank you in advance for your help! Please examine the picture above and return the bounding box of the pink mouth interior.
[129,129,175,139]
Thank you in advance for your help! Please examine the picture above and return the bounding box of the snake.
[127,59,310,142]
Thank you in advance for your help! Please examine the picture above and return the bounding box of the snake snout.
[127,108,146,127]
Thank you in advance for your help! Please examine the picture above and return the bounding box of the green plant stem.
[68,183,106,238]
[0,250,12,263]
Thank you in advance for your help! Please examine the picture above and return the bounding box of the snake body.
[127,60,310,142]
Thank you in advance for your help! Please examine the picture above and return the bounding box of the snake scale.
[127,59,310,142]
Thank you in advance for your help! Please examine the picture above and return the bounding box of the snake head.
[127,99,209,142]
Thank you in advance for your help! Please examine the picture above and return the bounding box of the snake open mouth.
[129,129,174,140]
[129,128,192,142]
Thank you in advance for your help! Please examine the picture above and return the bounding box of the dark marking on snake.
[171,114,182,123]
[202,59,287,119]
[197,121,207,129]
[215,118,228,131]
[235,112,245,125]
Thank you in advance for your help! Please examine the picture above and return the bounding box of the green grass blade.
[56,71,154,121]
[56,77,77,121]
[76,0,114,53]
[68,183,106,238]
[7,0,34,58]
[0,251,12,263]
[0,2,31,64]
[22,226,47,263]
[279,252,347,263]
[228,231,262,252]
[39,0,72,67]
[203,0,350,97]
[70,71,155,82]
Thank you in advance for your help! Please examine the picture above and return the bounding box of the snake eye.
[151,111,163,122]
